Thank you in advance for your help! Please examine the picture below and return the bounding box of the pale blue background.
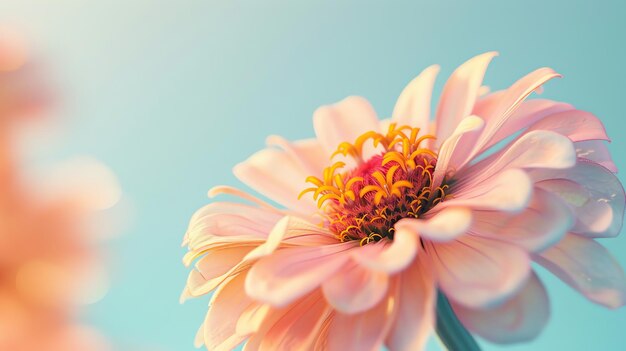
[1,1,625,350]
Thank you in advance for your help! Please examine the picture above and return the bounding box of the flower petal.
[194,323,205,348]
[526,109,609,142]
[265,136,329,177]
[435,52,497,143]
[396,207,472,242]
[350,227,418,273]
[452,272,549,344]
[431,115,485,190]
[236,303,271,336]
[472,98,574,151]
[203,272,254,351]
[313,96,380,156]
[575,140,617,172]
[245,242,356,307]
[458,130,576,188]
[184,201,281,251]
[184,246,253,298]
[470,67,561,156]
[244,216,336,261]
[322,260,389,314]
[327,294,395,351]
[441,168,532,213]
[534,233,626,308]
[430,235,531,308]
[392,64,440,132]
[234,147,317,214]
[533,162,625,238]
[470,188,573,252]
[258,292,331,351]
[387,257,436,351]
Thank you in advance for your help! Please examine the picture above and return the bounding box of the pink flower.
[0,35,117,351]
[182,52,626,350]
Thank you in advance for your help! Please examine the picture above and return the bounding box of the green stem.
[435,291,481,351]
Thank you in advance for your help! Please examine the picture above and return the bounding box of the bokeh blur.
[0,1,624,350]
[0,30,119,350]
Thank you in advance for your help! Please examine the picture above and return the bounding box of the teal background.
[1,1,625,350]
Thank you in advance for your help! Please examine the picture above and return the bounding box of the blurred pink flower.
[0,34,117,351]
[182,52,625,350]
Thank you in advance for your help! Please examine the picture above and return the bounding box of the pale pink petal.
[439,168,532,213]
[470,67,561,156]
[258,292,331,351]
[452,272,549,343]
[534,233,626,308]
[207,185,283,211]
[194,323,205,348]
[538,178,614,238]
[435,52,497,143]
[575,140,617,172]
[239,303,299,351]
[392,64,440,131]
[350,227,418,273]
[396,207,472,242]
[322,260,389,314]
[430,235,531,308]
[237,304,271,336]
[471,89,504,117]
[184,246,253,298]
[431,115,485,190]
[457,130,576,188]
[265,136,329,177]
[203,272,255,351]
[478,85,491,96]
[533,162,624,238]
[387,257,436,351]
[245,242,356,307]
[327,295,394,351]
[234,147,317,214]
[313,96,380,156]
[526,109,609,142]
[244,216,336,261]
[185,201,281,249]
[470,188,573,252]
[473,97,574,151]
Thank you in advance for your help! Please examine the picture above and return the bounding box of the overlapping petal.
[203,272,255,351]
[234,147,318,214]
[322,260,389,314]
[350,227,418,273]
[392,64,439,133]
[470,188,573,252]
[396,207,472,242]
[313,96,380,156]
[255,291,331,351]
[429,235,531,308]
[327,294,395,351]
[386,257,435,351]
[452,272,549,343]
[532,162,624,238]
[435,52,497,143]
[534,234,626,308]
[245,242,357,307]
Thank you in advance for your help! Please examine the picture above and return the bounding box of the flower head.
[183,52,626,350]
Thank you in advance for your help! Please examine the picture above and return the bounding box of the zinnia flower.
[182,52,626,350]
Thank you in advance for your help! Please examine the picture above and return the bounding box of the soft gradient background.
[1,1,625,350]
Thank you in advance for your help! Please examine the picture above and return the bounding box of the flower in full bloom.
[0,34,118,351]
[182,52,626,350]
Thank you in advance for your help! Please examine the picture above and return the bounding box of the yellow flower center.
[299,123,450,245]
